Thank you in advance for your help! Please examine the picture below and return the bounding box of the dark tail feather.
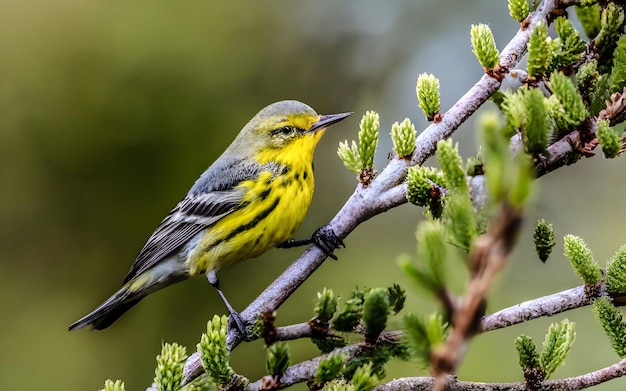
[69,288,143,331]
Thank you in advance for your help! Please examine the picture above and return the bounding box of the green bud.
[337,111,379,178]
[437,139,467,193]
[363,288,390,341]
[416,221,447,291]
[515,335,540,370]
[480,110,509,202]
[315,353,347,384]
[610,35,626,94]
[315,288,338,323]
[539,320,576,379]
[527,22,552,79]
[351,363,379,391]
[508,152,534,208]
[416,73,441,121]
[508,0,529,23]
[596,3,625,70]
[597,119,622,158]
[444,191,478,251]
[101,380,126,391]
[406,166,445,218]
[576,60,600,104]
[533,219,556,263]
[548,17,586,73]
[154,342,188,391]
[549,72,588,137]
[606,245,626,294]
[501,91,525,133]
[358,111,379,169]
[593,297,626,357]
[403,312,448,365]
[563,234,602,285]
[337,140,361,174]
[470,23,500,71]
[387,284,406,315]
[521,88,550,154]
[575,3,601,39]
[334,289,367,332]
[321,379,352,391]
[198,315,234,386]
[266,342,290,377]
[390,118,417,158]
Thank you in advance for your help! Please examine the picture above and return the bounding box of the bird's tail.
[68,285,145,331]
[69,272,188,331]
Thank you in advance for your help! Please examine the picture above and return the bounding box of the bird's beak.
[308,112,353,133]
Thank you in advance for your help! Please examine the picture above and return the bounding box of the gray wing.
[122,188,245,283]
[122,157,286,283]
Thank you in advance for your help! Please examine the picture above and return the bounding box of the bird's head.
[230,100,351,163]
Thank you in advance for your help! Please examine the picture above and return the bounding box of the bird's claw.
[312,225,344,260]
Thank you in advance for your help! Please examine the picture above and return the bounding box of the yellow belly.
[187,168,314,275]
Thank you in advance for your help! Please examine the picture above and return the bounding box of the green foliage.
[596,119,622,158]
[533,218,556,263]
[593,297,626,357]
[548,17,586,73]
[406,166,445,218]
[576,59,600,104]
[539,320,576,379]
[351,363,379,391]
[515,335,540,370]
[198,315,235,386]
[444,191,478,251]
[470,24,500,71]
[315,353,347,383]
[437,139,467,193]
[575,2,601,39]
[101,380,126,391]
[501,91,525,136]
[266,342,290,377]
[549,72,588,137]
[508,0,529,22]
[315,288,338,323]
[334,288,368,332]
[390,118,417,158]
[400,221,447,294]
[154,342,188,391]
[596,3,626,70]
[416,73,441,121]
[606,245,626,294]
[479,110,534,208]
[480,111,509,202]
[527,21,551,79]
[403,312,448,366]
[521,88,550,154]
[610,35,626,94]
[387,284,407,315]
[363,288,390,339]
[337,111,379,174]
[563,234,602,285]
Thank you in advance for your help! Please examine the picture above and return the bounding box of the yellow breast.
[187,133,320,275]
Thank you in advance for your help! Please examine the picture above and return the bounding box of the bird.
[69,100,351,335]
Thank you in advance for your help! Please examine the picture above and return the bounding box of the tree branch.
[181,0,563,385]
[373,359,626,391]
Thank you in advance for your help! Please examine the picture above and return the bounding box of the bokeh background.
[1,1,625,390]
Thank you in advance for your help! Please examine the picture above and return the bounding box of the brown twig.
[430,204,524,390]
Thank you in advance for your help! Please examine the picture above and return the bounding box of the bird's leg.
[277,224,345,260]
[207,270,249,341]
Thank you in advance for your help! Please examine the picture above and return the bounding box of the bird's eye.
[272,126,295,136]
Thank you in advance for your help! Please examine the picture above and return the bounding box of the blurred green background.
[1,1,625,390]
